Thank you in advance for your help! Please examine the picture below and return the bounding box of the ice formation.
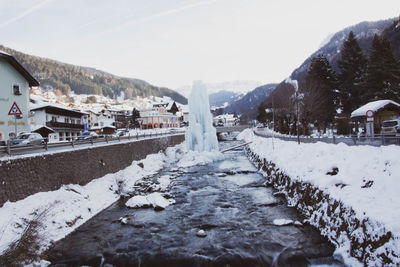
[185,80,219,152]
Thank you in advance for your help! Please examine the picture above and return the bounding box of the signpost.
[365,110,374,138]
[8,102,23,138]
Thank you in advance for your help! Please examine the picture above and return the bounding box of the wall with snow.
[0,135,184,206]
[245,148,399,266]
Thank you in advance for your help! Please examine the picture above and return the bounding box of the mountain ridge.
[0,45,187,104]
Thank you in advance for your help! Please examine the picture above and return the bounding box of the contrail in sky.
[0,0,54,29]
[92,0,217,38]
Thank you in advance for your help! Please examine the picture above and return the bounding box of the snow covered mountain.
[209,90,243,109]
[291,18,395,82]
[224,83,277,120]
[177,80,262,98]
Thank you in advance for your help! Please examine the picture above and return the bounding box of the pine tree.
[365,34,400,102]
[303,54,337,131]
[131,108,141,128]
[337,31,367,114]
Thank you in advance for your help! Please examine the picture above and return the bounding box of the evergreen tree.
[131,108,141,128]
[303,54,337,131]
[365,34,400,102]
[337,31,367,114]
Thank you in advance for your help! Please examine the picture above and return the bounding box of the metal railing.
[0,129,185,157]
[253,129,400,147]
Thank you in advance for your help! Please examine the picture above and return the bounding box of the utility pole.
[296,90,300,145]
[272,96,275,150]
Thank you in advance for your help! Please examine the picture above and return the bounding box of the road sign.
[366,110,374,118]
[8,102,22,115]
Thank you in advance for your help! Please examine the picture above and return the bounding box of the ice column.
[185,80,219,152]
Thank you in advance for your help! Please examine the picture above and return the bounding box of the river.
[47,139,343,266]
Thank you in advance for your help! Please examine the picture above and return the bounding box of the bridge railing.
[0,129,186,157]
[253,128,400,147]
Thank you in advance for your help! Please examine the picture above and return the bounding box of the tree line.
[0,45,187,104]
[258,30,400,135]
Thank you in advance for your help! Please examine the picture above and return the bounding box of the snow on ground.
[176,150,223,168]
[238,128,400,264]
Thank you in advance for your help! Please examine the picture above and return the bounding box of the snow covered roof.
[31,124,55,133]
[351,100,400,118]
[30,103,89,116]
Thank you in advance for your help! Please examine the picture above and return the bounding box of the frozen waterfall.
[185,80,219,152]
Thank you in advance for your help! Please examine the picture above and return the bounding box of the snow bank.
[241,130,400,266]
[177,149,224,168]
[125,192,175,209]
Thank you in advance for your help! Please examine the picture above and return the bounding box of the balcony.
[46,121,84,130]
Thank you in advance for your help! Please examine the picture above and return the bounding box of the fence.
[253,129,400,147]
[0,129,185,157]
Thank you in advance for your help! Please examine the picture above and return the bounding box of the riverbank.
[238,129,400,266]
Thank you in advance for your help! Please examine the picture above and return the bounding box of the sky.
[0,0,399,91]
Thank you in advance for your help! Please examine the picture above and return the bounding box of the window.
[64,118,69,123]
[51,116,57,122]
[70,119,75,124]
[13,84,21,95]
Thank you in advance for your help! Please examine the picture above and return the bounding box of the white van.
[381,119,400,136]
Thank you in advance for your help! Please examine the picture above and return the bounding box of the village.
[0,50,248,147]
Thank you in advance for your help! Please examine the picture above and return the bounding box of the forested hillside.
[0,45,187,104]
[290,18,396,82]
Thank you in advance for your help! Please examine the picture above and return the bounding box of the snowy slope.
[238,129,400,266]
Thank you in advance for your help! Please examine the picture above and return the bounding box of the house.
[140,102,180,129]
[109,109,131,129]
[30,103,88,141]
[213,114,238,126]
[350,99,400,134]
[0,50,39,141]
[153,101,179,115]
[86,109,116,134]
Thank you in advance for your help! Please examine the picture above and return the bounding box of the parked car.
[76,131,99,141]
[10,133,44,146]
[381,119,400,136]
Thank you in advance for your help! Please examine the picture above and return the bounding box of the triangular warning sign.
[8,102,22,115]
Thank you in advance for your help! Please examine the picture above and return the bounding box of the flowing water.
[47,140,343,267]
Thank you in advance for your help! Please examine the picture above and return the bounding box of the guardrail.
[253,129,400,147]
[1,129,186,157]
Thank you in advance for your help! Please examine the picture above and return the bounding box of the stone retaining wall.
[0,135,184,207]
[245,147,399,266]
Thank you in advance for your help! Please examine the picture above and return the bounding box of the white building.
[140,102,180,129]
[213,114,238,126]
[86,109,116,134]
[30,103,88,141]
[0,50,39,141]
